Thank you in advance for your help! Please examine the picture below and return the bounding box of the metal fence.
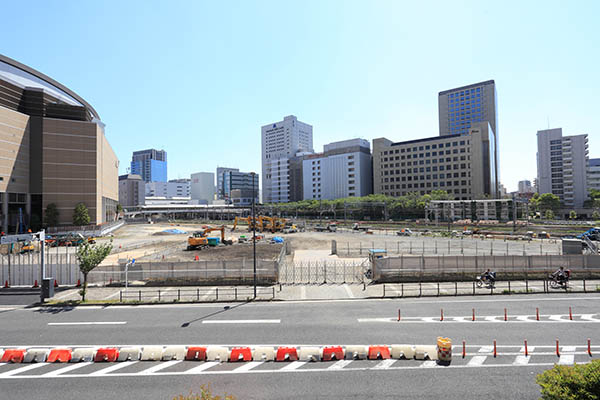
[0,252,81,286]
[373,254,600,282]
[117,286,275,302]
[334,238,562,257]
[278,259,368,284]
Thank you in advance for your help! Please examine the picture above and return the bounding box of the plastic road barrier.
[1,349,25,363]
[94,348,119,362]
[322,346,344,361]
[345,346,368,360]
[47,349,72,363]
[185,347,207,361]
[117,347,141,361]
[252,347,275,361]
[276,347,299,362]
[206,346,229,362]
[391,345,416,359]
[162,346,187,361]
[437,337,452,362]
[368,346,391,360]
[140,346,164,361]
[24,349,50,363]
[229,347,253,362]
[298,347,321,362]
[70,348,95,362]
[415,345,438,360]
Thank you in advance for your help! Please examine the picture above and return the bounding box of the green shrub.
[536,360,600,399]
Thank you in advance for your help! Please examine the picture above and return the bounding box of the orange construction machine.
[187,225,226,250]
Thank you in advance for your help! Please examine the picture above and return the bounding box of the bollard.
[504,308,507,322]
[536,308,540,321]
[472,308,475,322]
[588,339,592,357]
[440,309,444,322]
[524,339,528,357]
[569,307,573,321]
[556,339,560,357]
[397,309,401,322]
[493,340,497,358]
[462,340,466,358]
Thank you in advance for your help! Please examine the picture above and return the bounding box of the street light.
[251,172,257,299]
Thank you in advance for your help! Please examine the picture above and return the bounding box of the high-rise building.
[119,174,145,207]
[130,149,167,183]
[190,172,215,205]
[589,158,600,192]
[223,171,259,205]
[373,122,498,200]
[518,180,534,194]
[0,53,118,231]
[537,128,588,208]
[302,139,373,200]
[145,179,191,198]
[261,115,313,203]
[216,167,239,200]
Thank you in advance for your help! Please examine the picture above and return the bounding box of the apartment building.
[588,158,600,192]
[118,174,145,207]
[145,179,191,198]
[131,149,167,183]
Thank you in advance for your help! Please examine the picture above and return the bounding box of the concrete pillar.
[1,193,8,234]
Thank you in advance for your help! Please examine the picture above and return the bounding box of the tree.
[44,203,59,227]
[116,203,123,215]
[569,210,577,220]
[73,203,90,226]
[76,241,112,301]
[538,193,561,213]
[593,210,600,221]
[545,209,555,220]
[536,360,600,400]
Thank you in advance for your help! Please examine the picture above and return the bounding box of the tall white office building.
[537,128,588,208]
[302,139,372,200]
[261,115,313,203]
[190,172,216,205]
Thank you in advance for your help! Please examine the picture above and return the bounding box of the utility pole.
[251,172,257,299]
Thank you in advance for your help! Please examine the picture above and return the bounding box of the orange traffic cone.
[194,255,199,261]
[32,280,39,288]
[4,280,9,288]
[76,279,81,287]
[54,279,58,288]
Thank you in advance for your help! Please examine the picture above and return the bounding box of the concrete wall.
[0,106,30,194]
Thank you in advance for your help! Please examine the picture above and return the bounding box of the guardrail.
[117,286,275,302]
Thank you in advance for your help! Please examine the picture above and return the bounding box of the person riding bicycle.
[551,266,569,283]
[482,268,496,286]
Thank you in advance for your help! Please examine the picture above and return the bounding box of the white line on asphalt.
[102,291,122,300]
[466,356,488,366]
[280,361,307,371]
[0,363,48,377]
[201,320,281,324]
[327,360,353,370]
[232,361,264,372]
[513,346,535,366]
[419,360,438,368]
[138,360,182,374]
[343,285,355,299]
[478,346,493,353]
[52,290,78,301]
[42,362,93,376]
[183,361,220,374]
[558,346,577,365]
[47,322,127,326]
[372,359,396,369]
[89,361,138,376]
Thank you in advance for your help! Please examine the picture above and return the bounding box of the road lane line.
[138,360,182,374]
[327,360,353,370]
[420,360,438,368]
[467,356,487,366]
[201,320,280,324]
[343,285,355,299]
[559,346,577,365]
[47,322,127,326]
[372,359,396,369]
[280,361,307,371]
[0,363,48,377]
[42,362,93,376]
[478,346,493,353]
[232,361,264,372]
[184,361,220,374]
[89,361,138,376]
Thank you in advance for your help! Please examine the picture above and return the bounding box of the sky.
[1,0,599,192]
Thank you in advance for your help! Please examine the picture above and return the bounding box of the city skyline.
[1,1,599,192]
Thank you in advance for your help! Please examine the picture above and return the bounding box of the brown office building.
[0,54,118,233]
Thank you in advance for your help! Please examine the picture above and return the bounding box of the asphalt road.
[1,294,599,399]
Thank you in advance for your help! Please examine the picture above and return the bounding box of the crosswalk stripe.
[232,361,264,372]
[478,346,493,353]
[558,346,577,365]
[42,362,93,376]
[372,359,396,369]
[0,363,48,377]
[139,360,182,374]
[467,356,487,366]
[90,361,138,376]
[280,361,307,371]
[184,361,220,374]
[420,360,437,368]
[327,360,353,370]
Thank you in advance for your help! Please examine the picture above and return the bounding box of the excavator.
[187,225,226,250]
[231,216,261,232]
[260,216,287,233]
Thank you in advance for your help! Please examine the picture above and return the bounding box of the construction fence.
[278,259,369,284]
[372,254,600,283]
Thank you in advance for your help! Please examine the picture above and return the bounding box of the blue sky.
[1,0,599,192]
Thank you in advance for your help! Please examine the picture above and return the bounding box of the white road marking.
[0,363,48,377]
[42,362,93,376]
[138,360,182,374]
[52,290,78,301]
[201,320,280,324]
[232,361,264,372]
[419,360,438,368]
[478,346,493,353]
[484,316,499,322]
[343,285,355,298]
[280,361,307,371]
[102,291,122,300]
[89,361,138,375]
[48,322,127,326]
[358,314,600,323]
[467,356,487,366]
[549,315,565,322]
[184,361,220,374]
[327,360,353,370]
[558,346,577,365]
[372,359,396,369]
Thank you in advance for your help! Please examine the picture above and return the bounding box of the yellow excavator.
[259,216,287,233]
[231,216,261,232]
[187,226,226,250]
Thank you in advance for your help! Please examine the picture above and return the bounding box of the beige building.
[0,54,118,232]
[373,122,498,200]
